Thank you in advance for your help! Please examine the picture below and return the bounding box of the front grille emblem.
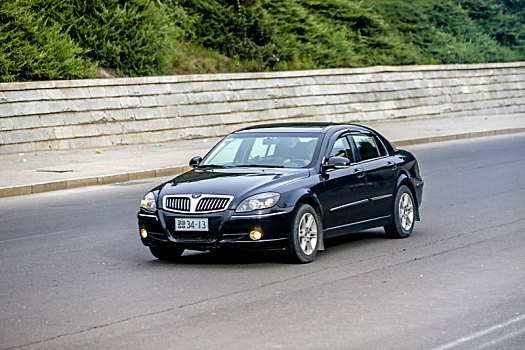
[192,193,202,199]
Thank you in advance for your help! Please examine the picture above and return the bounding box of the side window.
[328,136,352,160]
[375,136,388,156]
[351,134,381,161]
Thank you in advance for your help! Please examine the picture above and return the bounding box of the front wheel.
[149,246,184,261]
[384,185,415,238]
[286,204,321,263]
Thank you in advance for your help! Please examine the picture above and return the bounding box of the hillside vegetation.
[1,0,524,82]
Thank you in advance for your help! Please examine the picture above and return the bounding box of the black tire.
[286,204,321,263]
[149,246,184,261]
[384,185,415,238]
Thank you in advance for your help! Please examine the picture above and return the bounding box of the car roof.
[234,122,373,134]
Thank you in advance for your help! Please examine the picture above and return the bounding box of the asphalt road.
[1,134,524,350]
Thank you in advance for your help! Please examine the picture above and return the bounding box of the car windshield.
[200,132,321,168]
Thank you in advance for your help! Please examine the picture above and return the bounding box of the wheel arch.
[396,173,420,221]
[289,190,325,251]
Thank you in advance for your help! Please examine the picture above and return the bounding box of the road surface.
[1,134,524,349]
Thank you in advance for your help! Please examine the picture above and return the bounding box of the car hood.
[157,168,310,202]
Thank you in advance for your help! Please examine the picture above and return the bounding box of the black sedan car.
[138,123,423,263]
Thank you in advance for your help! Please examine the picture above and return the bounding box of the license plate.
[174,218,208,231]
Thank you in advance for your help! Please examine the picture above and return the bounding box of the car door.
[349,133,397,219]
[319,133,371,236]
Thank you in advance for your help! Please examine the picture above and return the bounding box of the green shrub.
[0,0,174,81]
[67,0,173,76]
[366,0,522,64]
[174,0,280,70]
[0,0,95,82]
[263,0,407,68]
[0,0,524,81]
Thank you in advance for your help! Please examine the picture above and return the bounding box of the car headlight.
[140,192,157,211]
[236,192,280,213]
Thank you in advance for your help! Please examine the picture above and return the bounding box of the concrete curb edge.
[0,166,191,198]
[392,127,525,146]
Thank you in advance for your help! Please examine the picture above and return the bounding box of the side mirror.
[322,156,350,171]
[189,156,202,168]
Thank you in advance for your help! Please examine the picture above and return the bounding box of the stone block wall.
[0,62,524,154]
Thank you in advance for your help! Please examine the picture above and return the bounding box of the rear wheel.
[286,204,321,263]
[149,246,184,261]
[384,185,415,238]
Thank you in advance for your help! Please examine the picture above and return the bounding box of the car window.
[351,134,381,161]
[375,137,388,156]
[201,133,320,168]
[328,136,352,160]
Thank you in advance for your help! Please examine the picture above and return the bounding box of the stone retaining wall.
[1,62,524,154]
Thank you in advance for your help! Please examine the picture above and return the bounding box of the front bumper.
[137,207,294,251]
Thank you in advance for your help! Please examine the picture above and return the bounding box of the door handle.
[354,168,365,178]
[387,161,397,170]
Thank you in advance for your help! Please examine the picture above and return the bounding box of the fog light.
[140,229,148,239]
[249,230,262,241]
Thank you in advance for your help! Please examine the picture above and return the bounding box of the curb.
[1,128,524,199]
[0,165,190,199]
[392,128,525,147]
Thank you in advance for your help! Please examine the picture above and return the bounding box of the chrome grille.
[163,194,233,213]
[196,197,231,212]
[165,197,190,212]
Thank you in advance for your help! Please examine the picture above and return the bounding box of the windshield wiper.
[196,164,232,168]
[236,164,285,168]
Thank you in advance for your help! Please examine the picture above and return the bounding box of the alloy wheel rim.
[298,213,318,255]
[399,193,414,231]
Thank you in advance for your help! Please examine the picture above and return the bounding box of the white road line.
[475,325,525,350]
[433,314,525,350]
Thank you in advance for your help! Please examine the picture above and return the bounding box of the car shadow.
[147,229,388,265]
[150,249,285,265]
[323,229,387,249]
